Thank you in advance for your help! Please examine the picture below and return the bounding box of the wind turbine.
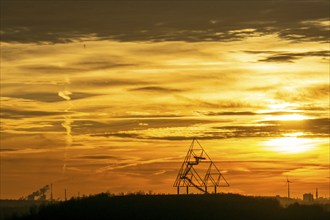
[286,177,292,199]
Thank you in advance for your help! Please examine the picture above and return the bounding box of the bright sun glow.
[267,103,299,110]
[264,114,308,121]
[263,133,318,154]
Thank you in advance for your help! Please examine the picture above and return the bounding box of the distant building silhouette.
[303,193,313,202]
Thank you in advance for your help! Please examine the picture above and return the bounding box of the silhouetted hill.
[0,200,47,220]
[10,193,330,220]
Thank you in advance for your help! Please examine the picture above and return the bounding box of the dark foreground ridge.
[10,193,330,220]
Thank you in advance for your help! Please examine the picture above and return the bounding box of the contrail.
[58,90,72,101]
[58,76,73,173]
[61,116,72,172]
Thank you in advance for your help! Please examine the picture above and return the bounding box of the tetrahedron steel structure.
[174,138,229,194]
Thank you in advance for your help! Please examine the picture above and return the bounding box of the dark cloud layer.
[91,118,329,140]
[180,97,257,109]
[268,118,330,135]
[1,0,329,43]
[129,86,183,93]
[200,111,296,116]
[73,78,151,88]
[1,108,65,119]
[76,118,220,135]
[203,111,257,116]
[3,92,99,103]
[19,62,137,74]
[215,118,330,138]
[245,50,329,63]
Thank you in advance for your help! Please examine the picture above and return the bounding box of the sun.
[263,133,318,154]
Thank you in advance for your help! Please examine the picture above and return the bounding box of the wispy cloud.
[89,117,329,141]
[245,50,329,63]
[129,86,183,93]
[1,107,65,119]
[2,92,99,103]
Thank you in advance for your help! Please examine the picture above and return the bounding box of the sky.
[0,0,329,199]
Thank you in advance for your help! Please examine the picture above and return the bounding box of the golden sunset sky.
[1,0,329,199]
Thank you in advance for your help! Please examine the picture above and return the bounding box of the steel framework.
[173,138,229,194]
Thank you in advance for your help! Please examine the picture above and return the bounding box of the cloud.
[77,155,119,160]
[72,60,137,70]
[19,62,137,74]
[1,108,65,119]
[202,111,257,116]
[259,55,298,63]
[18,64,84,74]
[275,83,330,102]
[266,118,330,135]
[0,148,20,152]
[90,117,329,141]
[96,132,222,141]
[2,92,99,103]
[215,118,330,138]
[129,86,183,93]
[1,1,329,43]
[113,114,184,119]
[295,104,328,111]
[90,127,265,141]
[73,118,220,137]
[72,78,151,88]
[0,132,66,149]
[58,90,72,101]
[248,50,329,63]
[200,111,311,116]
[178,96,258,109]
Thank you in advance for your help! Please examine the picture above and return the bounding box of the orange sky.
[1,0,329,199]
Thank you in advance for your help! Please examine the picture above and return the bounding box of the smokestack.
[50,184,53,201]
[316,188,318,200]
[65,189,67,201]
